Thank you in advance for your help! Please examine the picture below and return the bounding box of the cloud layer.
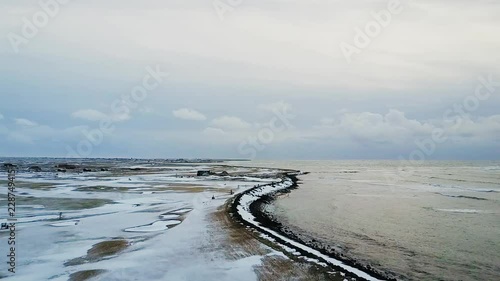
[172,108,207,121]
[0,1,499,159]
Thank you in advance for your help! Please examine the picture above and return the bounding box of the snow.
[171,208,193,214]
[435,208,486,214]
[0,164,288,281]
[124,220,182,232]
[159,214,180,220]
[49,220,80,227]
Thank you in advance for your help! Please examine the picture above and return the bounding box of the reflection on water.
[233,160,500,281]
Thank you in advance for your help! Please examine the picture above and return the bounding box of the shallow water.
[232,160,500,281]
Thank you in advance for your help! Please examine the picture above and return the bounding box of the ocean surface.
[230,160,500,281]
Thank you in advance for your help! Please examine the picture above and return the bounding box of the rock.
[83,168,92,172]
[3,163,17,169]
[56,164,77,170]
[100,168,109,171]
[57,169,67,173]
[28,166,42,172]
[197,170,212,176]
[219,171,229,176]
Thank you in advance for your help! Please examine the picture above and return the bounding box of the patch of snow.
[49,220,80,227]
[159,214,180,220]
[171,208,193,214]
[124,220,182,233]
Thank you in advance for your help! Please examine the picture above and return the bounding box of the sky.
[0,0,499,160]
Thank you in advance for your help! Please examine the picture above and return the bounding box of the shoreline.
[229,171,395,281]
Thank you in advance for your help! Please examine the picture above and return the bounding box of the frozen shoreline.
[0,161,293,281]
[231,172,389,281]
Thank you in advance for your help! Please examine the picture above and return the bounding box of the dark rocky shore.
[229,172,398,281]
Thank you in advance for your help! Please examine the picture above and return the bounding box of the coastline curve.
[230,171,390,281]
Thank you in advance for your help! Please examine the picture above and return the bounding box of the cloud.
[0,113,4,120]
[258,101,292,113]
[211,116,252,130]
[202,127,226,136]
[15,118,38,127]
[444,115,500,139]
[1,1,499,159]
[339,110,433,144]
[72,109,130,122]
[311,110,500,148]
[2,123,96,148]
[310,110,434,145]
[172,108,207,121]
[319,118,335,126]
[72,109,108,121]
[110,112,131,122]
[8,132,34,144]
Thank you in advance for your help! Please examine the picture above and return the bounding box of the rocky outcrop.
[56,164,77,170]
[28,166,42,172]
[197,170,212,176]
[3,163,17,169]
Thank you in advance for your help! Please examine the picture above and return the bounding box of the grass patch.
[75,184,219,194]
[75,186,130,192]
[0,180,57,190]
[68,269,106,281]
[65,239,129,266]
[6,196,113,210]
[17,181,57,190]
[163,185,225,193]
[88,240,129,259]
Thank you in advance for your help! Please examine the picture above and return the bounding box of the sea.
[229,160,500,281]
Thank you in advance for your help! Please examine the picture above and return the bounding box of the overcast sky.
[0,0,499,159]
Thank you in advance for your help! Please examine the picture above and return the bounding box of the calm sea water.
[230,160,500,281]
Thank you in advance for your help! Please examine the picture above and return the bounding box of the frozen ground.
[0,162,298,281]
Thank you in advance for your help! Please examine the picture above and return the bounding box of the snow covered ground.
[0,164,292,281]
